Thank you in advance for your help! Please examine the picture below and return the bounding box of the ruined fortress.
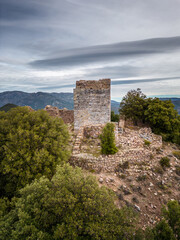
[45,79,111,130]
[74,79,111,130]
[45,78,162,171]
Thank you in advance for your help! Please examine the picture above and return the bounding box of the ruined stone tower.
[74,79,111,131]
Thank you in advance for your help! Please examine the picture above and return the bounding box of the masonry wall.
[74,79,111,130]
[44,105,74,124]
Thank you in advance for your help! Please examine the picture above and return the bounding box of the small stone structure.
[74,79,111,131]
[44,105,74,124]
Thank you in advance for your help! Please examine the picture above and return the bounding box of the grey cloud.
[36,76,180,90]
[30,36,180,69]
[112,77,180,85]
[0,0,45,21]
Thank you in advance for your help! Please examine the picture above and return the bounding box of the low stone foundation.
[70,127,162,173]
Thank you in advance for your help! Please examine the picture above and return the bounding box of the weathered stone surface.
[74,79,111,131]
[44,105,74,124]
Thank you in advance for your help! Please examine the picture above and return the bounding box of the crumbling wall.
[70,127,162,173]
[44,105,74,124]
[74,79,111,131]
[59,109,74,124]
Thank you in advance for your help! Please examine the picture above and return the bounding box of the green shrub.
[175,165,180,176]
[118,174,126,179]
[172,151,180,160]
[100,123,118,155]
[0,164,137,240]
[159,157,170,168]
[144,139,151,146]
[137,174,147,181]
[154,166,164,174]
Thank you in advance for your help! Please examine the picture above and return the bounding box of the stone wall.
[74,79,111,131]
[59,109,74,124]
[44,105,74,124]
[70,127,162,173]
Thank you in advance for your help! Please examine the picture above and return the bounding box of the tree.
[145,98,180,143]
[162,200,180,239]
[119,88,148,125]
[120,89,180,145]
[111,111,120,122]
[152,220,176,240]
[0,107,70,198]
[100,123,118,155]
[0,164,137,240]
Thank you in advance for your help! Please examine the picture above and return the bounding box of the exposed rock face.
[73,79,111,131]
[44,105,74,124]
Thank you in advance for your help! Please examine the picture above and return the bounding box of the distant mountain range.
[0,91,180,114]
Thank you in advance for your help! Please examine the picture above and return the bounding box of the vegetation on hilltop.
[0,107,70,198]
[111,110,120,122]
[100,123,118,155]
[120,89,180,145]
[0,164,138,240]
[0,92,179,240]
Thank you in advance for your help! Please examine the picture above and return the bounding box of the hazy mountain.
[0,91,179,114]
[0,91,74,110]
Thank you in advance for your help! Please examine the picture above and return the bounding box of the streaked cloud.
[0,0,180,98]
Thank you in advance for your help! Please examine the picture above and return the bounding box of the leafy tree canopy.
[100,123,118,155]
[111,111,120,122]
[161,200,180,239]
[119,89,180,145]
[0,107,70,198]
[144,98,180,144]
[0,164,137,240]
[119,88,148,124]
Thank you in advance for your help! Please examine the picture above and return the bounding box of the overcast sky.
[1,0,180,100]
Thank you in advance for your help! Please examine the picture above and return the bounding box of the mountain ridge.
[0,91,179,114]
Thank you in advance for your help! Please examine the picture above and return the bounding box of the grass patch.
[175,165,180,176]
[136,174,147,181]
[118,174,126,179]
[154,166,164,174]
[159,157,170,168]
[144,139,151,146]
[115,161,129,173]
[172,151,180,160]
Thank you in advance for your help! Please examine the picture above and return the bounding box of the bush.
[172,151,180,160]
[175,165,180,176]
[115,161,129,173]
[137,174,147,181]
[154,166,164,174]
[0,164,137,240]
[162,200,180,239]
[153,219,176,240]
[0,107,70,198]
[159,157,170,168]
[144,139,151,146]
[100,123,118,155]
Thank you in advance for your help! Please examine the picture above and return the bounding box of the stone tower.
[73,79,111,131]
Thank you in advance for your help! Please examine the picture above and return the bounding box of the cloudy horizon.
[1,0,180,101]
